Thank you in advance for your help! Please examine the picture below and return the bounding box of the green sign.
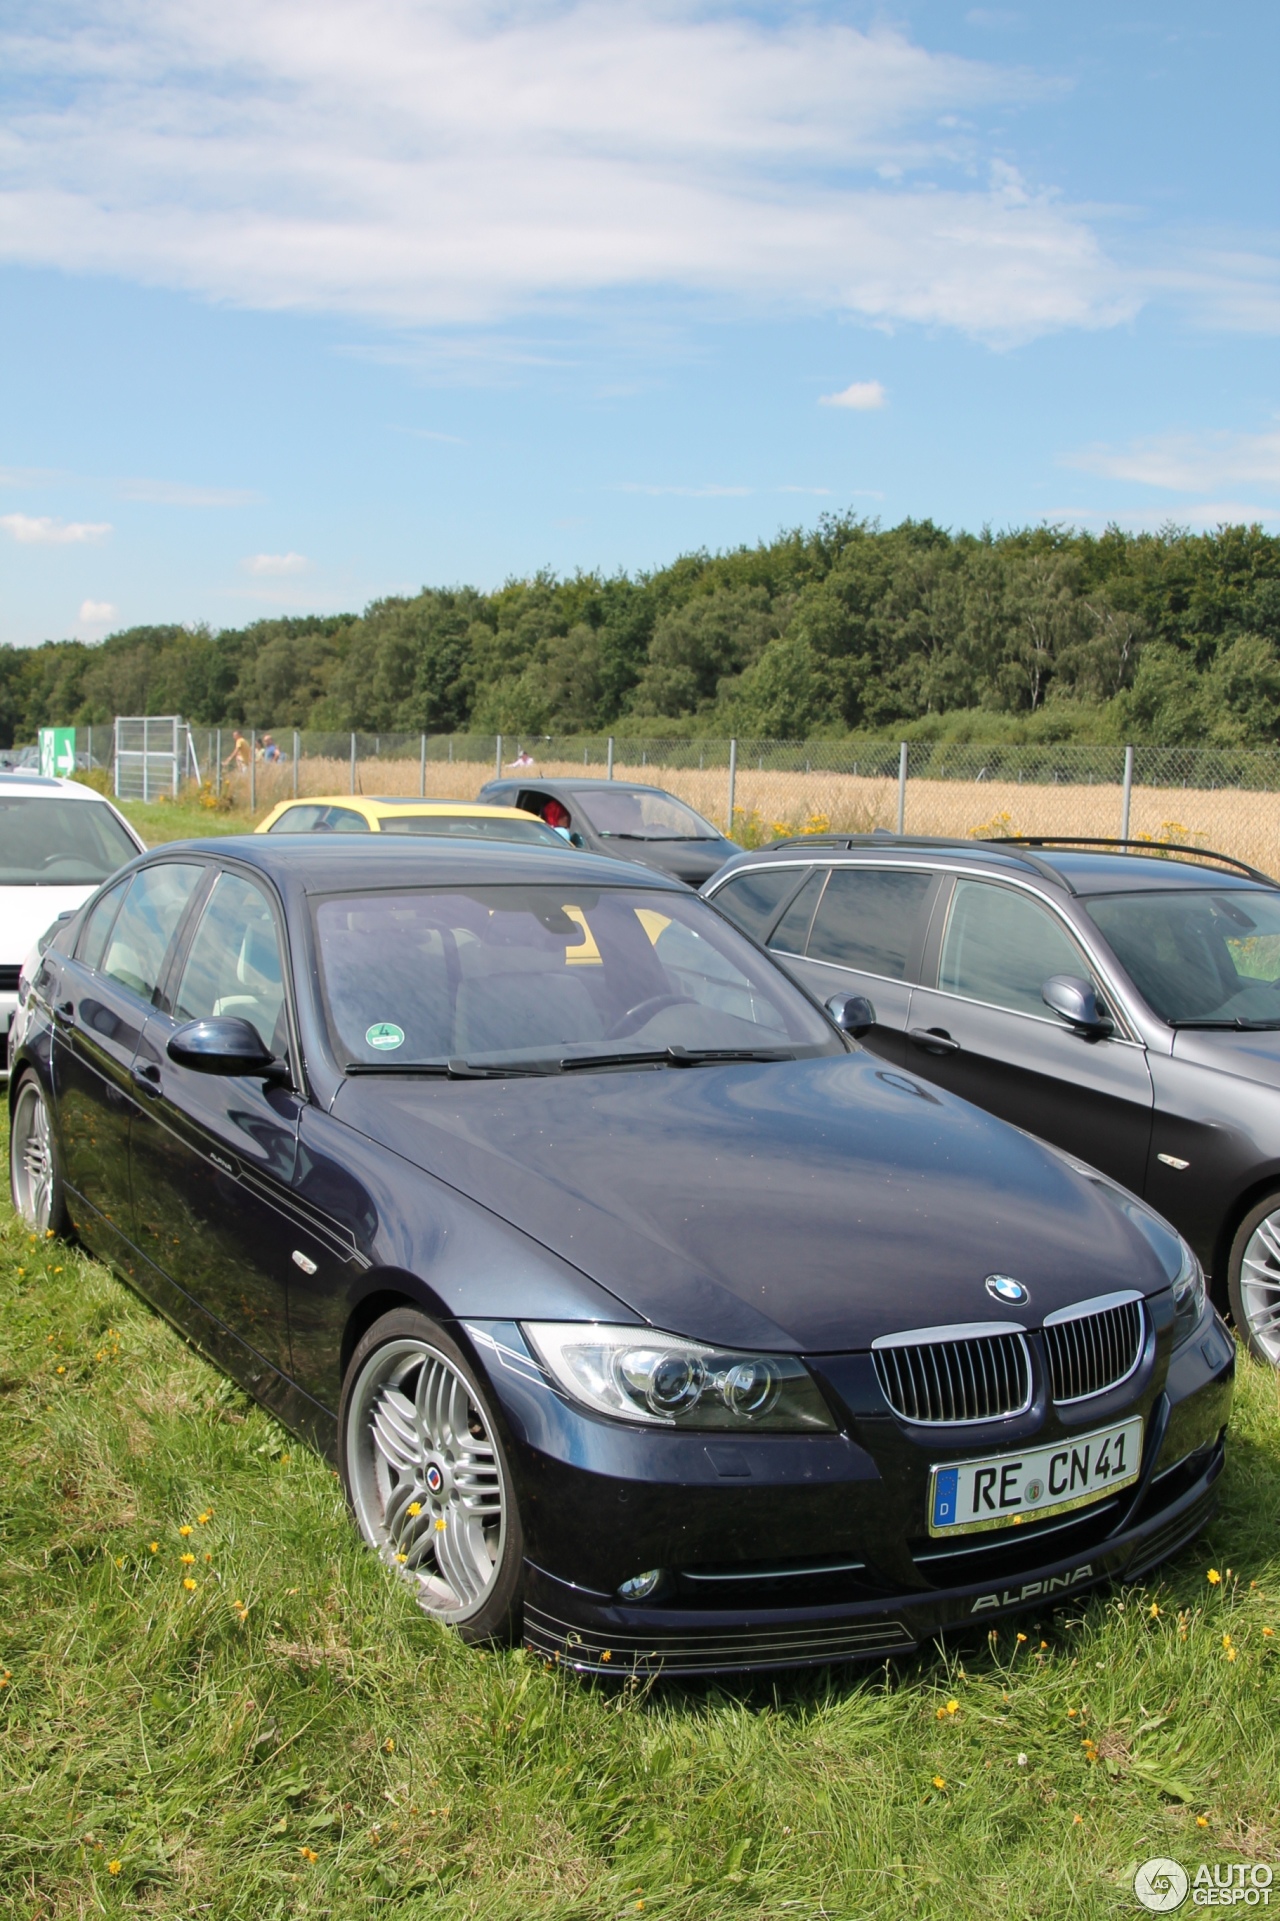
[38,727,77,778]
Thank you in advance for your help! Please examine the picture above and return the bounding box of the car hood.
[1171,1025,1280,1089]
[331,1055,1175,1352]
[0,885,95,968]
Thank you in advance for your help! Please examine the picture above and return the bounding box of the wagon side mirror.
[168,1016,289,1080]
[1042,974,1113,1037]
[825,992,876,1039]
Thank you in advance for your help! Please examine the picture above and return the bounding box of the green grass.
[1,1126,1278,1919]
[115,798,260,846]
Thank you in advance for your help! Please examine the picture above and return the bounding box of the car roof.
[0,772,112,801]
[489,776,691,798]
[715,832,1277,899]
[140,834,686,893]
[258,795,539,826]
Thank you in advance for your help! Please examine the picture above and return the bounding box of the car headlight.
[1171,1239,1207,1349]
[523,1322,835,1431]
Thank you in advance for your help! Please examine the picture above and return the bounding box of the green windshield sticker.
[365,1022,405,1051]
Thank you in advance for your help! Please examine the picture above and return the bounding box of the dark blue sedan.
[8,837,1234,1675]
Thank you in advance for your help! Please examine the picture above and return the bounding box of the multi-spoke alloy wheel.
[341,1311,523,1635]
[1230,1197,1280,1368]
[10,1074,64,1237]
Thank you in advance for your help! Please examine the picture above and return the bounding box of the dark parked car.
[9,837,1232,1675]
[705,834,1280,1369]
[478,776,737,886]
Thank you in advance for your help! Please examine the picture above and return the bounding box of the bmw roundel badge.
[985,1274,1029,1306]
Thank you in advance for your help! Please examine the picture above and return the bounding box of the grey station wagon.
[705,834,1280,1369]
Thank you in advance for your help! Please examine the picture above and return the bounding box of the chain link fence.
[62,723,1280,875]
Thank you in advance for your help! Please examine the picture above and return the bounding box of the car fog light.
[618,1570,664,1602]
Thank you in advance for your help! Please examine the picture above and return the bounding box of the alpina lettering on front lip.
[985,1275,1029,1306]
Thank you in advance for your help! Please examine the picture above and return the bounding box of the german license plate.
[929,1416,1143,1537]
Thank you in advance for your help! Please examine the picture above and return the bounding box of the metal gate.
[113,716,202,801]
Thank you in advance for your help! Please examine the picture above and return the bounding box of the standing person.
[261,734,281,762]
[223,731,250,770]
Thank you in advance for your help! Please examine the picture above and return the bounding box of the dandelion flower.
[1207,1568,1221,1586]
[180,1552,195,1566]
[406,1503,422,1517]
[1149,1603,1160,1618]
[179,1525,193,1538]
[298,1846,318,1863]
[932,1776,946,1791]
[183,1577,197,1591]
[1016,1632,1027,1643]
[107,1860,121,1875]
[435,1518,446,1532]
[1067,1707,1078,1718]
[395,1552,407,1564]
[197,1511,212,1524]
[55,1365,65,1375]
[1039,1640,1048,1650]
[601,1649,612,1663]
[383,1738,394,1753]
[1197,1816,1209,1828]
[1222,1633,1232,1648]
[1226,1647,1237,1662]
[1264,1627,1275,1638]
[1073,1813,1084,1825]
[0,1671,11,1687]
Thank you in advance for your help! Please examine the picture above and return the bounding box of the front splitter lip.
[520,1447,1222,1678]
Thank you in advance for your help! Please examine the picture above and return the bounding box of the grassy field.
[1,1108,1278,1920]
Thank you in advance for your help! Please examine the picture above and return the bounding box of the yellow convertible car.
[256,796,568,846]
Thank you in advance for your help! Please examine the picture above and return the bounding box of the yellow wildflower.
[1016,1632,1027,1644]
[1263,1627,1274,1638]
[0,1671,11,1687]
[1222,1633,1232,1649]
[1149,1602,1160,1618]
[180,1552,195,1565]
[183,1577,197,1591]
[383,1737,395,1753]
[179,1525,193,1538]
[148,1542,158,1554]
[1207,1568,1221,1586]
[298,1846,318,1863]
[407,1502,422,1517]
[197,1511,212,1524]
[932,1775,946,1791]
[395,1552,407,1564]
[107,1860,121,1875]
[1197,1817,1209,1828]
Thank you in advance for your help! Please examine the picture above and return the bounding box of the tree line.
[4,516,1280,749]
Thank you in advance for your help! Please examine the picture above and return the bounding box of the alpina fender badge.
[985,1274,1029,1306]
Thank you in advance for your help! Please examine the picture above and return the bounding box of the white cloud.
[0,1,1133,345]
[244,551,310,575]
[1068,424,1280,492]
[820,380,887,411]
[1048,503,1280,532]
[1,513,112,544]
[78,599,118,624]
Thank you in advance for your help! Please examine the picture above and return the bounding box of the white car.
[1,772,146,1066]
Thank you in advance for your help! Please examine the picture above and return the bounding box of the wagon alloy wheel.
[341,1312,523,1637]
[10,1074,64,1237]
[1230,1199,1280,1368]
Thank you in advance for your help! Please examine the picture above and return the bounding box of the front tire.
[338,1308,525,1643]
[9,1071,69,1239]
[1227,1195,1280,1369]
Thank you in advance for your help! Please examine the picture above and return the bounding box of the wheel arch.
[1213,1172,1280,1305]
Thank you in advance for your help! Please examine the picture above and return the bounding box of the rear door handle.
[909,1027,961,1056]
[53,999,75,1027]
[130,1061,163,1096]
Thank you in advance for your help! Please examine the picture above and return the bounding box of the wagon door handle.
[909,1027,960,1056]
[130,1060,162,1096]
[53,999,75,1027]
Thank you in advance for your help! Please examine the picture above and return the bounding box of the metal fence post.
[420,733,427,797]
[607,737,614,780]
[215,728,221,799]
[1121,744,1134,840]
[495,735,502,779]
[350,732,357,795]
[727,738,737,834]
[293,730,299,797]
[896,741,908,834]
[250,729,257,812]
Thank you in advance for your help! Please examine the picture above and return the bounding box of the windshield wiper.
[342,1058,553,1078]
[558,1045,796,1071]
[1170,1017,1280,1031]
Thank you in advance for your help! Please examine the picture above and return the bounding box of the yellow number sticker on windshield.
[562,905,603,966]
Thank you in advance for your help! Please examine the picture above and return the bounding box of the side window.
[320,807,370,833]
[806,868,933,979]
[711,868,805,944]
[770,869,825,954]
[174,872,288,1054]
[78,878,130,972]
[939,880,1092,1019]
[101,864,206,1007]
[267,804,326,833]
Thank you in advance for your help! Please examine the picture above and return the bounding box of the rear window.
[806,868,933,979]
[0,796,138,885]
[378,815,562,845]
[710,867,804,942]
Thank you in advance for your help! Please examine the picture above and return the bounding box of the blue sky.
[1,0,1277,647]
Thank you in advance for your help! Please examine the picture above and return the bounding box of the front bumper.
[464,1310,1235,1678]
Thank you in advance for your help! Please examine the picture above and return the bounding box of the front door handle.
[909,1027,961,1056]
[53,999,75,1027]
[130,1061,162,1096]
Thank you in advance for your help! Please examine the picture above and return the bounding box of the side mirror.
[568,831,585,848]
[168,1016,287,1079]
[825,992,876,1039]
[1042,974,1113,1037]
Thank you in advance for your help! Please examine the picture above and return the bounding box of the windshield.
[570,788,718,841]
[378,815,563,845]
[1086,888,1280,1025]
[0,796,138,886]
[314,883,839,1070]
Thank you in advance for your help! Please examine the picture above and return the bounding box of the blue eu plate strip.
[932,1468,959,1530]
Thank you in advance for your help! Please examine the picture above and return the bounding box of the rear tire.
[9,1071,69,1239]
[338,1308,525,1643]
[1227,1194,1280,1369]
